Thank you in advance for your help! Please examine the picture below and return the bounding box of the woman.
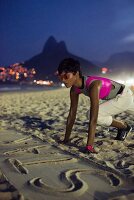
[57,58,134,153]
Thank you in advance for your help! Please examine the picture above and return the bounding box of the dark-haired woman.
[57,58,134,153]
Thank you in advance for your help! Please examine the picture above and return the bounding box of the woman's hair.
[57,58,82,77]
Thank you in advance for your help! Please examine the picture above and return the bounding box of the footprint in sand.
[116,160,130,169]
[127,143,134,148]
[96,132,107,138]
[115,160,132,176]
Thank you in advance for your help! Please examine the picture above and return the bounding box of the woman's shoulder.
[85,76,102,88]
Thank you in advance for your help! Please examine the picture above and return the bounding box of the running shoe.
[115,124,132,141]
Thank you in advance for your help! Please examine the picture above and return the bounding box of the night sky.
[0,0,134,65]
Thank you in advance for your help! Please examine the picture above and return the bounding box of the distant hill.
[103,51,134,78]
[24,36,100,80]
[93,52,134,79]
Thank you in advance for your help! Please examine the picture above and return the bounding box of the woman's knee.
[86,110,112,126]
[97,115,113,126]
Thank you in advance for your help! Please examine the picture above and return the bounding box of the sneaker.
[116,124,132,141]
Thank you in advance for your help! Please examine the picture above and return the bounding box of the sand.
[0,88,133,200]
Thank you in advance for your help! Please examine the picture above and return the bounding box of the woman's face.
[58,72,77,88]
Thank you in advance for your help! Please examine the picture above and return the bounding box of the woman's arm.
[87,80,102,146]
[63,87,79,143]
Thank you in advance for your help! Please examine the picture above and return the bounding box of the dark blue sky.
[0,0,134,65]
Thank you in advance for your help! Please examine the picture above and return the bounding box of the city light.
[61,83,65,87]
[101,67,108,74]
[0,63,36,82]
[36,80,54,86]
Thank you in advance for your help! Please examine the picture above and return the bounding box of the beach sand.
[0,88,133,200]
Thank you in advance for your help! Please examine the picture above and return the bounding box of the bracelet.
[86,145,94,151]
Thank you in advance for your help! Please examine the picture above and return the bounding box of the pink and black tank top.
[74,76,125,100]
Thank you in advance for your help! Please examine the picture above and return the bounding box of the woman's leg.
[110,90,134,129]
[110,119,127,129]
[87,87,134,128]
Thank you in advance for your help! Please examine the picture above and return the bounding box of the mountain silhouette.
[105,51,134,69]
[24,36,100,80]
[104,51,134,78]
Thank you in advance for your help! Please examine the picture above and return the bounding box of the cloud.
[122,33,134,43]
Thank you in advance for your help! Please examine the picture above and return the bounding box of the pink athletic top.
[74,76,124,100]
